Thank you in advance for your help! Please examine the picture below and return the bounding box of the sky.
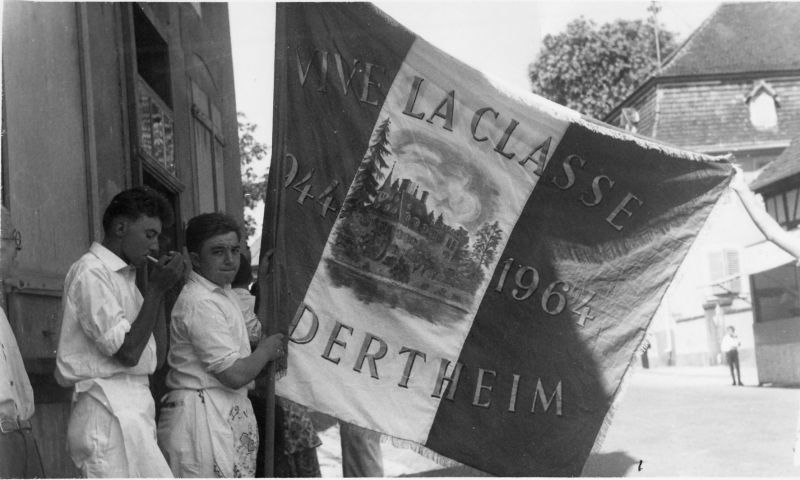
[228,0,722,239]
[229,0,721,145]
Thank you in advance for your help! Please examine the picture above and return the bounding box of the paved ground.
[315,365,800,477]
[581,365,799,477]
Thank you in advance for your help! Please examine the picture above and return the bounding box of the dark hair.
[232,253,252,288]
[102,186,174,233]
[185,212,241,254]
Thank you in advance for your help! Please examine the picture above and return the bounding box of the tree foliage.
[528,17,678,119]
[239,112,269,238]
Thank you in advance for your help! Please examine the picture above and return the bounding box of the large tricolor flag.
[262,3,732,476]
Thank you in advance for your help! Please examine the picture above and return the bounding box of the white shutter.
[724,249,741,294]
[709,249,741,296]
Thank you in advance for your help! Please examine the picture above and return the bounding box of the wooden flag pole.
[255,247,278,476]
[264,368,276,477]
[256,280,277,477]
[259,4,289,477]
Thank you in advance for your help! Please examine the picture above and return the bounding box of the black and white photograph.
[2,1,799,477]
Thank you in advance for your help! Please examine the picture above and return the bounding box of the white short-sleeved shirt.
[720,334,740,353]
[0,308,35,421]
[55,242,156,387]
[166,271,255,394]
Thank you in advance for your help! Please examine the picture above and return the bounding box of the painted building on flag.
[2,3,242,476]
[605,2,800,380]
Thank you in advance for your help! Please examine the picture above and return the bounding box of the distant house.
[2,3,241,475]
[604,2,800,377]
[746,136,800,384]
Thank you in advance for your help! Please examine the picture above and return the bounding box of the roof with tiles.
[660,2,800,77]
[605,2,800,159]
[751,136,800,191]
[655,78,800,149]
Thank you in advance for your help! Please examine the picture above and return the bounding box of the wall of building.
[673,315,712,366]
[4,3,94,276]
[2,3,242,476]
[646,188,765,368]
[754,317,800,385]
[3,5,96,476]
[85,3,132,218]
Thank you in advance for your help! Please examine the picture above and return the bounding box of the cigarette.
[146,255,159,263]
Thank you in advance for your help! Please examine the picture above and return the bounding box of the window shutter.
[725,249,741,294]
[709,249,741,296]
[709,251,725,296]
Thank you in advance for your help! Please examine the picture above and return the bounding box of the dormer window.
[620,108,640,133]
[745,81,779,131]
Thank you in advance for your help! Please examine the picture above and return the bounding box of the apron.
[158,388,258,478]
[73,375,172,477]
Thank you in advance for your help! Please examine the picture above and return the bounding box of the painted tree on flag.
[472,220,504,269]
[342,117,392,216]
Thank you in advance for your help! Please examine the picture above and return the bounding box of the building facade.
[2,2,242,475]
[747,137,800,384]
[605,2,800,377]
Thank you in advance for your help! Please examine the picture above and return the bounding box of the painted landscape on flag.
[264,3,734,476]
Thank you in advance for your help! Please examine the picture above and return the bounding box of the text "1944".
[284,152,342,218]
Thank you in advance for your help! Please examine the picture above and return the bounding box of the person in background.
[720,326,742,386]
[340,422,384,477]
[0,206,44,477]
[231,252,259,343]
[55,186,187,477]
[157,213,284,477]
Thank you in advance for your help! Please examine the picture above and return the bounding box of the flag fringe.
[576,117,729,164]
[583,362,637,475]
[379,432,463,469]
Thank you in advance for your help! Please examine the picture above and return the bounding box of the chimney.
[421,191,429,204]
